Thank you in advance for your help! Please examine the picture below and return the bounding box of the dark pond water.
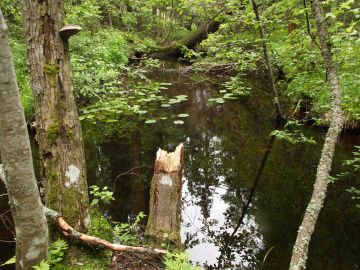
[82,62,360,269]
[0,62,359,269]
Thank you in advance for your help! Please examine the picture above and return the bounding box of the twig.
[303,0,322,51]
[112,165,149,191]
[0,239,15,243]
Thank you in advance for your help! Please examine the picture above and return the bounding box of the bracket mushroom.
[59,24,82,40]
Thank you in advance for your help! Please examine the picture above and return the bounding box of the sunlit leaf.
[174,120,184,125]
[1,257,15,266]
[145,119,157,124]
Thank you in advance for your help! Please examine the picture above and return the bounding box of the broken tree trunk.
[146,143,184,243]
[148,19,221,59]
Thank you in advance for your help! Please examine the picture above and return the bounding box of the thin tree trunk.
[250,0,284,120]
[0,10,48,269]
[108,11,113,28]
[21,0,90,232]
[289,0,344,269]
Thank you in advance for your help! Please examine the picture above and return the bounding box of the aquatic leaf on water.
[174,120,184,125]
[136,110,147,114]
[178,113,190,118]
[223,93,234,99]
[145,119,157,124]
[176,94,188,100]
[169,99,181,104]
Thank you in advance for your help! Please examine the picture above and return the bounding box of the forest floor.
[110,252,164,270]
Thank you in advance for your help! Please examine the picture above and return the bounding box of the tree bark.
[0,10,48,269]
[146,143,184,243]
[21,0,90,231]
[250,0,284,120]
[289,0,344,269]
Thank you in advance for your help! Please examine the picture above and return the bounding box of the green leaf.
[145,119,157,124]
[136,110,147,114]
[178,113,190,118]
[32,260,50,270]
[1,257,15,266]
[169,99,181,104]
[174,120,184,125]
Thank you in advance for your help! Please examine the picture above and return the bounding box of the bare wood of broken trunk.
[146,143,184,243]
[289,0,344,269]
[21,0,90,231]
[0,10,48,269]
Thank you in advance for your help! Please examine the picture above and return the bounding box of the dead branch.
[43,206,167,256]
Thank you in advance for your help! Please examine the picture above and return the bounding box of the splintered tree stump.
[146,143,184,243]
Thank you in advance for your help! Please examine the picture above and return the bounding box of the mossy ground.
[55,245,112,270]
[54,207,114,269]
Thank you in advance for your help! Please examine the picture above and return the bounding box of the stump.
[146,143,184,243]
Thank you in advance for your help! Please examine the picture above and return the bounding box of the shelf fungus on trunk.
[59,24,81,40]
[146,143,184,244]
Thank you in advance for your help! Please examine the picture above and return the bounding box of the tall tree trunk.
[0,10,48,269]
[250,0,284,120]
[289,0,344,269]
[21,0,90,232]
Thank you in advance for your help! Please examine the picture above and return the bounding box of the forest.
[0,0,359,269]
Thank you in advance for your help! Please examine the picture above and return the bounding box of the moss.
[47,119,61,145]
[59,98,67,112]
[66,127,75,139]
[46,170,58,205]
[44,63,59,76]
[52,208,113,269]
[60,245,111,270]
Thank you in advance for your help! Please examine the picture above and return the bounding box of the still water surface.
[83,63,360,269]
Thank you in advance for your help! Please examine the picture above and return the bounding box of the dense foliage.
[1,0,359,125]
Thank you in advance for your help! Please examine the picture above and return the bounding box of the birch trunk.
[289,0,344,269]
[0,10,48,269]
[21,0,90,231]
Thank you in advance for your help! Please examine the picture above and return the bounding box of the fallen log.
[148,19,221,59]
[43,206,167,255]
